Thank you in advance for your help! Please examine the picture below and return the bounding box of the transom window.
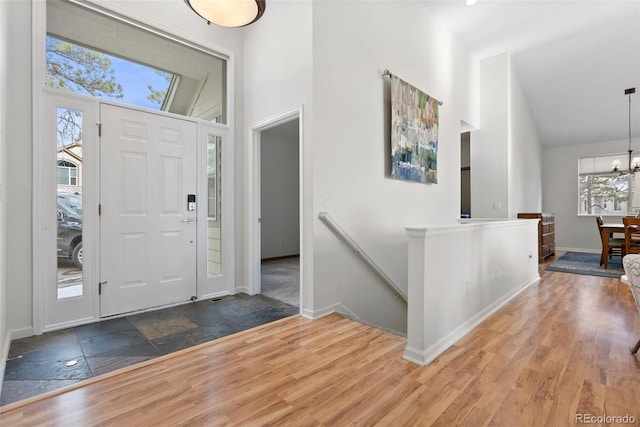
[46,0,228,123]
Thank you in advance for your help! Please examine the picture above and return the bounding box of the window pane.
[57,167,68,185]
[56,107,84,299]
[207,135,222,276]
[47,0,228,123]
[578,173,629,215]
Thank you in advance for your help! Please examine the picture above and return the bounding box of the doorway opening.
[249,109,302,310]
[259,119,300,306]
[461,131,471,218]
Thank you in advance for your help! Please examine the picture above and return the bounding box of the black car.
[57,193,83,268]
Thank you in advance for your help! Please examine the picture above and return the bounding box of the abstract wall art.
[390,75,439,184]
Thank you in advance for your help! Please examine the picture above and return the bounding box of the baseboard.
[233,286,250,295]
[302,303,340,320]
[403,274,540,366]
[0,332,11,398]
[42,317,95,334]
[198,291,231,300]
[9,327,33,342]
[1,327,33,398]
[261,254,300,262]
[335,304,406,337]
[556,247,600,254]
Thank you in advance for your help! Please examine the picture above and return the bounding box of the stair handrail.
[318,211,407,304]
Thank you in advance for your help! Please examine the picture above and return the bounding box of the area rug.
[545,251,624,278]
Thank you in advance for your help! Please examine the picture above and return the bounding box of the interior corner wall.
[242,1,313,307]
[471,53,509,219]
[5,0,33,337]
[507,58,542,217]
[260,123,300,259]
[0,0,9,359]
[471,53,542,219]
[310,1,479,330]
[543,138,636,252]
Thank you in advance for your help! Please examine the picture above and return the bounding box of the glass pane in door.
[56,107,84,298]
[207,135,222,276]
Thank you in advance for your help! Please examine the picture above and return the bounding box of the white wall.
[471,53,542,219]
[242,1,313,306]
[5,0,33,338]
[310,1,479,331]
[5,0,244,338]
[508,59,542,217]
[405,219,539,365]
[260,121,300,259]
[543,138,637,252]
[472,54,509,218]
[0,0,9,371]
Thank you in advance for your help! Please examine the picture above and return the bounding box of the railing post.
[404,227,427,365]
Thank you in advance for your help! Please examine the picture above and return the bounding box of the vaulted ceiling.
[422,0,640,148]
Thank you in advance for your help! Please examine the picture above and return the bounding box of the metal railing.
[318,212,407,304]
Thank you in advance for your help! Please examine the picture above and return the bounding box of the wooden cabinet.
[518,213,555,263]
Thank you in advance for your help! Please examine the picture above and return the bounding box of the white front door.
[99,104,197,316]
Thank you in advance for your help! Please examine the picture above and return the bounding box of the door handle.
[180,218,195,224]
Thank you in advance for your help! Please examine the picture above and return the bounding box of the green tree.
[45,37,123,98]
[147,71,172,106]
[579,174,628,214]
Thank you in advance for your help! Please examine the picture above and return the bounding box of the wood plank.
[1,266,640,425]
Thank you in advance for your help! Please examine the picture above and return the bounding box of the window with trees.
[579,154,636,215]
[46,0,228,123]
[45,35,173,110]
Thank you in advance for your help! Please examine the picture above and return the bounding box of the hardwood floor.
[1,259,639,426]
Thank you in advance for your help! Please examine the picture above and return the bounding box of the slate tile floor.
[0,293,299,406]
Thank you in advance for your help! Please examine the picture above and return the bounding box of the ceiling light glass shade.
[612,159,623,171]
[465,0,478,5]
[185,0,266,27]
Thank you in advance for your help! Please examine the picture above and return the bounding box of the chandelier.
[612,87,637,175]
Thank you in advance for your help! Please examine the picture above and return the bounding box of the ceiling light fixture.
[185,0,266,27]
[612,88,638,175]
[465,0,478,5]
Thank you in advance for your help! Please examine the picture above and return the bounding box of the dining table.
[601,222,625,269]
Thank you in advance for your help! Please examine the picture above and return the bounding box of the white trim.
[0,331,11,394]
[198,291,231,300]
[32,0,47,336]
[234,286,250,295]
[71,0,234,61]
[248,106,304,312]
[336,304,406,337]
[36,92,99,332]
[402,276,539,366]
[9,327,34,342]
[196,121,234,299]
[303,303,340,320]
[42,317,95,334]
[556,247,600,254]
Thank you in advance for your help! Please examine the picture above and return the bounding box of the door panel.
[41,93,97,331]
[100,104,197,317]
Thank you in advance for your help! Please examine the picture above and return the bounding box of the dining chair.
[623,217,640,256]
[597,216,625,266]
[621,254,640,354]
